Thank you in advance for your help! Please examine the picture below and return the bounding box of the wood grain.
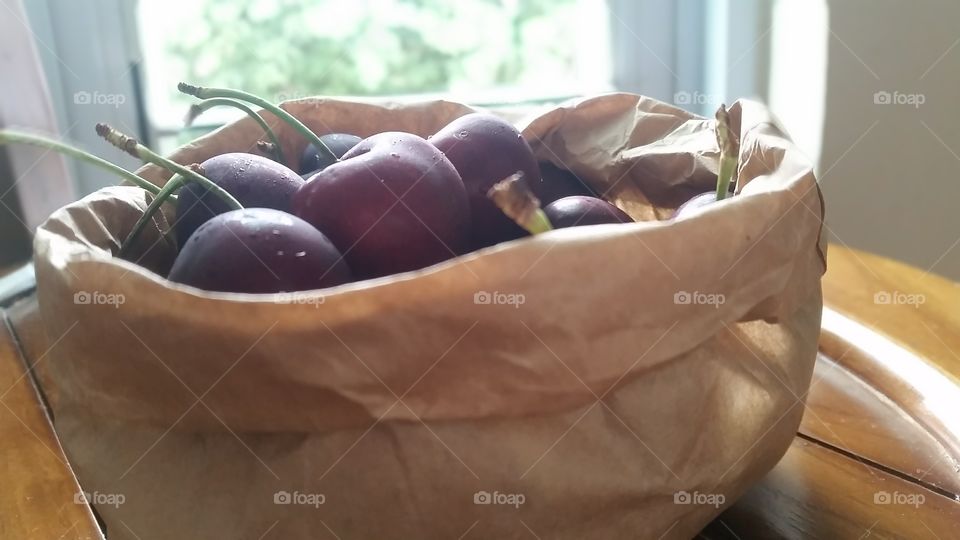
[6,296,58,408]
[798,245,960,496]
[805,319,960,497]
[822,245,960,383]
[801,351,960,496]
[0,311,101,539]
[699,245,960,537]
[701,437,960,540]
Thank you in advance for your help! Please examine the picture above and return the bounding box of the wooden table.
[702,247,960,539]
[1,246,958,539]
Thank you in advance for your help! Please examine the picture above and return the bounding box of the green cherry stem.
[185,97,286,163]
[95,123,241,211]
[714,104,739,201]
[0,129,162,195]
[487,172,553,235]
[118,173,188,258]
[177,82,336,165]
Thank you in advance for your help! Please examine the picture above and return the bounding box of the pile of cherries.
[0,85,737,295]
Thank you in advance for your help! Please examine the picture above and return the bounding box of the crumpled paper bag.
[33,93,825,539]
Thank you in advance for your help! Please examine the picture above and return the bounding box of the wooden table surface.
[1,245,958,539]
[702,247,960,539]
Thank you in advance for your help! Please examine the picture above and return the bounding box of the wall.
[0,0,74,263]
[24,0,145,195]
[816,0,960,280]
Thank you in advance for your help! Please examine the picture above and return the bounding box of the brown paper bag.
[33,94,825,539]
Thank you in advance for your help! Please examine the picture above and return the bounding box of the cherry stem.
[186,97,285,163]
[714,104,739,201]
[95,123,241,211]
[118,173,188,258]
[177,83,337,165]
[0,129,162,195]
[487,172,553,235]
[256,140,278,158]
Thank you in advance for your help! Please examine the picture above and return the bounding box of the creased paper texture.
[34,94,824,539]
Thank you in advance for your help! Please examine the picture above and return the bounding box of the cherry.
[543,196,633,228]
[533,162,596,204]
[292,132,470,279]
[430,113,539,248]
[299,133,362,177]
[673,192,722,218]
[175,153,303,247]
[168,208,351,293]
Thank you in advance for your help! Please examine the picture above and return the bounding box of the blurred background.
[1,0,958,280]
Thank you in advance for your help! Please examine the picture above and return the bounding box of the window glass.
[138,0,613,134]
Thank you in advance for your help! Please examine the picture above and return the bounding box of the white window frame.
[610,0,771,116]
[22,0,145,195]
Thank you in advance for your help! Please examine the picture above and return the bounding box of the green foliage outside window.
[166,0,581,103]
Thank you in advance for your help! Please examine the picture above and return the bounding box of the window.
[138,0,613,150]
[24,0,768,194]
